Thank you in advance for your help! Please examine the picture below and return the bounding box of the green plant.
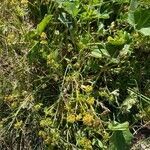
[0,0,150,149]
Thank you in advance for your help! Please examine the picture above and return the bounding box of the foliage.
[0,0,150,149]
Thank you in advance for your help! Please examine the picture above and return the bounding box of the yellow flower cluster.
[67,114,76,123]
[86,97,95,105]
[82,113,94,126]
[40,32,48,44]
[33,103,43,112]
[81,85,93,93]
[21,0,28,4]
[38,130,47,139]
[40,32,47,39]
[7,33,15,45]
[78,137,92,149]
[40,118,52,127]
[67,113,82,123]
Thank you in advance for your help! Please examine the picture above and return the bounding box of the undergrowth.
[0,0,150,149]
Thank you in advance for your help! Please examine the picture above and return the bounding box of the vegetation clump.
[0,0,150,149]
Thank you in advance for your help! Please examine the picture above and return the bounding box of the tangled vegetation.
[0,0,150,149]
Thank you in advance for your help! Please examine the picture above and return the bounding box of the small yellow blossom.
[14,120,23,129]
[44,137,52,144]
[67,114,76,123]
[76,113,82,121]
[40,118,52,127]
[40,40,48,45]
[33,103,43,111]
[4,95,14,102]
[81,85,93,93]
[11,101,18,109]
[21,0,28,4]
[7,33,15,45]
[78,137,92,149]
[86,97,95,105]
[40,32,47,39]
[82,113,94,126]
[38,130,47,139]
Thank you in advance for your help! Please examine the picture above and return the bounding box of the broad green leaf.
[36,15,52,35]
[100,48,110,57]
[91,48,102,58]
[109,130,132,150]
[63,2,80,17]
[139,28,150,36]
[109,131,126,150]
[129,0,138,11]
[122,129,133,144]
[128,8,150,36]
[108,121,129,131]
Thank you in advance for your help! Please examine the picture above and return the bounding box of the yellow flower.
[14,120,23,129]
[86,97,95,105]
[78,137,92,149]
[40,32,47,39]
[81,85,93,93]
[33,103,43,111]
[21,0,28,4]
[38,130,47,139]
[4,95,14,102]
[11,101,18,109]
[7,33,15,45]
[76,114,82,121]
[82,113,94,126]
[40,118,52,127]
[40,40,48,45]
[44,137,51,144]
[67,114,76,123]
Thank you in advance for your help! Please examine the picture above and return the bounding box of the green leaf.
[108,121,129,131]
[121,90,137,112]
[100,48,110,57]
[128,8,150,36]
[63,2,80,17]
[92,139,104,149]
[122,129,133,144]
[91,48,102,58]
[109,130,132,150]
[36,15,52,35]
[109,122,133,150]
[139,28,150,36]
[129,0,138,11]
[109,131,126,150]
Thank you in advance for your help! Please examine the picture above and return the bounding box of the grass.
[0,0,150,149]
